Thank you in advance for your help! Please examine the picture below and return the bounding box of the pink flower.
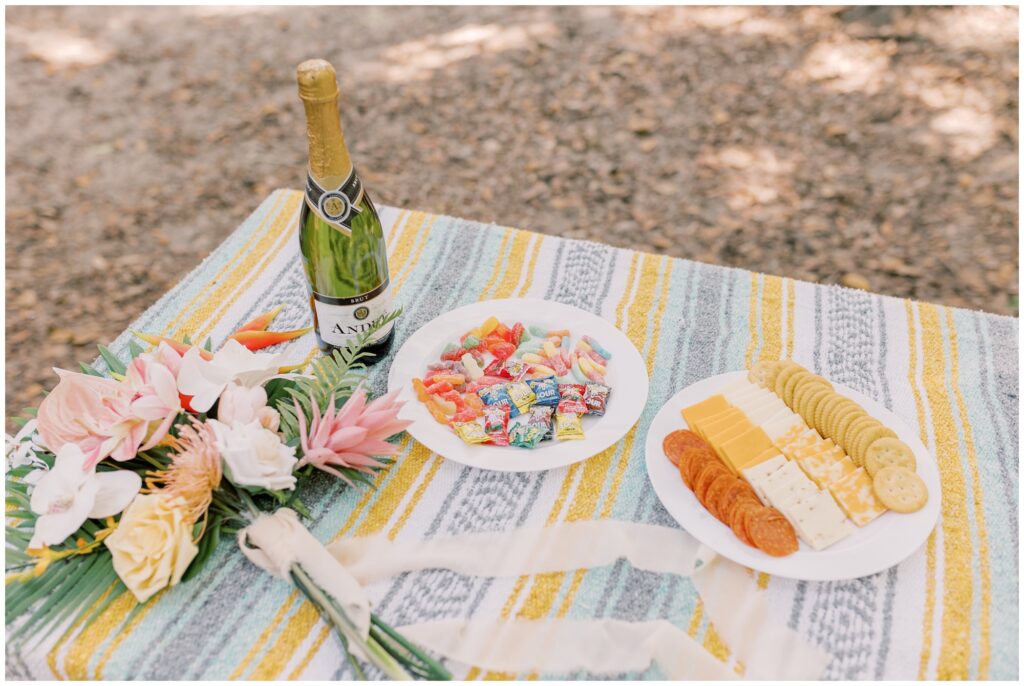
[295,384,411,482]
[36,370,148,468]
[150,341,184,378]
[124,351,183,452]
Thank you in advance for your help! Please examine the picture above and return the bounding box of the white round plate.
[388,298,649,472]
[645,371,941,580]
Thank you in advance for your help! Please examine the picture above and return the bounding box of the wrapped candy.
[452,421,489,444]
[523,405,554,441]
[482,404,510,446]
[557,384,587,415]
[583,383,610,416]
[505,381,536,415]
[509,423,546,449]
[526,376,560,407]
[503,357,529,381]
[555,412,585,440]
[477,383,520,417]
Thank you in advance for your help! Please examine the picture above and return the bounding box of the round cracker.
[834,407,866,448]
[844,417,882,465]
[865,437,917,476]
[793,380,825,418]
[823,397,856,440]
[853,426,897,465]
[813,393,843,435]
[801,385,833,426]
[873,466,928,513]
[783,371,812,408]
[773,362,804,397]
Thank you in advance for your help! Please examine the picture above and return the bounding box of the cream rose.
[104,494,198,602]
[210,420,297,491]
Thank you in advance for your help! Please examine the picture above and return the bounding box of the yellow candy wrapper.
[555,412,585,441]
[505,381,537,414]
[452,421,490,444]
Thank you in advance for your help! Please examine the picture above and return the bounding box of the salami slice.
[694,462,731,504]
[731,502,761,547]
[680,447,717,488]
[662,430,706,467]
[703,473,736,520]
[747,509,800,557]
[717,481,756,524]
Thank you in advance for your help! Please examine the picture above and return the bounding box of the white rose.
[217,383,280,432]
[104,494,198,602]
[211,420,297,491]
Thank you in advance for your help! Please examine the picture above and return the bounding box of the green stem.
[290,565,414,680]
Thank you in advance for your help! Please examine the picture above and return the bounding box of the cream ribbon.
[331,520,830,680]
[238,508,371,658]
[241,512,830,679]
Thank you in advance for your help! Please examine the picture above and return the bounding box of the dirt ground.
[5,6,1019,417]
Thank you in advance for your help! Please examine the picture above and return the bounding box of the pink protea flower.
[295,384,411,482]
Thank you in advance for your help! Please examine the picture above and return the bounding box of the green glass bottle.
[296,58,395,360]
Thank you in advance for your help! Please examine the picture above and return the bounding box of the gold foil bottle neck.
[297,58,351,182]
[297,59,339,103]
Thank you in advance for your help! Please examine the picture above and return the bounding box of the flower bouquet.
[5,307,450,680]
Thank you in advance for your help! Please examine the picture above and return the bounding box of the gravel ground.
[5,6,1019,417]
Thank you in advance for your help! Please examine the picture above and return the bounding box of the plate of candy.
[387,298,649,472]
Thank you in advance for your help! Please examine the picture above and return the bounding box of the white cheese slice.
[787,497,854,551]
[761,413,807,442]
[744,399,789,424]
[722,383,769,405]
[761,461,818,509]
[742,454,788,504]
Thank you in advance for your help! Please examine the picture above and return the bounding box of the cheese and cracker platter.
[645,360,941,580]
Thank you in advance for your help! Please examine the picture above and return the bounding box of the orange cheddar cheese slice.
[707,422,756,454]
[746,447,783,471]
[830,468,887,526]
[681,395,730,431]
[718,427,775,474]
[696,411,745,438]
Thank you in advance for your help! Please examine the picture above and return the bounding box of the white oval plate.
[645,370,941,580]
[388,298,649,472]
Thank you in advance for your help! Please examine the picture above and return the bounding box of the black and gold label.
[304,167,365,233]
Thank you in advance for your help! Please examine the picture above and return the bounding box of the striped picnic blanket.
[11,189,1018,680]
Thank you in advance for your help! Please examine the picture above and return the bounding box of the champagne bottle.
[296,58,395,360]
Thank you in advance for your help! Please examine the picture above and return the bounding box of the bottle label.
[312,278,394,347]
[304,167,365,234]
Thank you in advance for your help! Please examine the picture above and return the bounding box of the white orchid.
[210,419,297,491]
[5,419,47,472]
[176,339,287,413]
[29,443,141,549]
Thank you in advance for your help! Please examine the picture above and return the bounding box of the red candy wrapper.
[482,404,511,445]
[556,383,587,415]
[483,359,513,379]
[584,383,610,416]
